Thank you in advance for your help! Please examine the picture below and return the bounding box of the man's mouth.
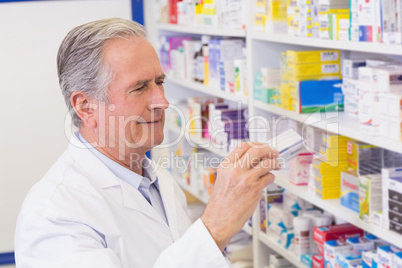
[138,119,161,124]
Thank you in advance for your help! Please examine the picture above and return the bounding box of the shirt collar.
[76,132,158,190]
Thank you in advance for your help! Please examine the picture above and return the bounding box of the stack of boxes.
[328,8,350,40]
[378,68,402,142]
[287,0,299,36]
[348,0,359,41]
[253,68,281,104]
[298,0,312,38]
[208,102,248,151]
[253,0,287,33]
[382,167,402,235]
[316,0,349,39]
[341,58,366,116]
[283,50,343,113]
[313,133,348,200]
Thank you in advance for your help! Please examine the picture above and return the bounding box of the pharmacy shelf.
[251,32,402,56]
[167,78,248,105]
[273,170,402,248]
[166,125,229,157]
[258,232,305,268]
[254,100,402,154]
[157,23,246,37]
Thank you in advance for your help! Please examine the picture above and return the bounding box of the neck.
[79,128,147,176]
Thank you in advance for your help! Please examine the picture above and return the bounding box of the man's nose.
[149,84,169,110]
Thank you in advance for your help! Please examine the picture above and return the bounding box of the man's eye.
[132,86,144,92]
[156,81,165,85]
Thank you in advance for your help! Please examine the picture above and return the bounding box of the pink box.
[289,153,314,185]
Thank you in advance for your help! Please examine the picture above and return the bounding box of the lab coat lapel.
[68,135,167,227]
[119,181,168,227]
[156,169,181,241]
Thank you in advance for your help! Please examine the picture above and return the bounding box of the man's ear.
[70,91,98,129]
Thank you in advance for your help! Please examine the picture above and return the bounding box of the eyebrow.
[127,74,166,91]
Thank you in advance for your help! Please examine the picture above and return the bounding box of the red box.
[312,254,323,268]
[313,223,364,255]
[169,0,178,24]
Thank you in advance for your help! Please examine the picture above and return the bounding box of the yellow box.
[255,0,267,14]
[322,133,348,148]
[320,146,348,162]
[315,174,341,188]
[287,74,342,83]
[288,62,341,76]
[290,99,298,111]
[318,9,349,16]
[280,97,291,110]
[313,158,348,175]
[316,186,341,199]
[254,13,267,31]
[280,83,290,98]
[286,50,341,64]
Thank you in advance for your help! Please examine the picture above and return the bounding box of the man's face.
[98,37,169,157]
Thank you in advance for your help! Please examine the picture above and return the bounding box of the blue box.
[298,80,344,113]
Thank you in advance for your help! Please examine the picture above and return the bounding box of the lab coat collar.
[67,135,178,232]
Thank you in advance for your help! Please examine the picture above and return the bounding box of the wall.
[0,0,131,252]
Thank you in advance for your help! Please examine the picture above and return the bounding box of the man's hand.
[200,142,281,252]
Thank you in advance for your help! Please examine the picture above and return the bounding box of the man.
[15,18,280,267]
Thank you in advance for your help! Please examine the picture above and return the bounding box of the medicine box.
[362,250,376,268]
[316,186,341,199]
[320,145,348,161]
[315,174,341,188]
[313,158,348,174]
[395,251,402,268]
[342,59,366,79]
[346,237,375,253]
[389,199,402,215]
[259,196,267,232]
[389,210,402,225]
[286,50,340,64]
[312,254,323,268]
[359,174,382,222]
[346,140,382,175]
[313,223,364,256]
[389,219,402,234]
[288,62,341,76]
[335,249,362,267]
[301,253,314,267]
[324,240,353,268]
[296,79,344,113]
[340,170,358,210]
[377,245,402,268]
[289,153,314,185]
[264,183,284,203]
[322,133,348,148]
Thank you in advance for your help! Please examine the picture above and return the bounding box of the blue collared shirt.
[76,132,168,225]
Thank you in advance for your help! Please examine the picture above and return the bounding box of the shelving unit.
[258,232,304,268]
[145,2,402,267]
[157,23,246,37]
[167,77,248,105]
[255,100,402,154]
[273,170,402,247]
[251,32,402,56]
[166,125,229,157]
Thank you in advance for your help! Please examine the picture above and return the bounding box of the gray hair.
[57,18,147,128]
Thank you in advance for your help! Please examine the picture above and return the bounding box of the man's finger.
[220,143,250,169]
[246,158,281,181]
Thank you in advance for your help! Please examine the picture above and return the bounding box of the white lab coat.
[15,136,230,268]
